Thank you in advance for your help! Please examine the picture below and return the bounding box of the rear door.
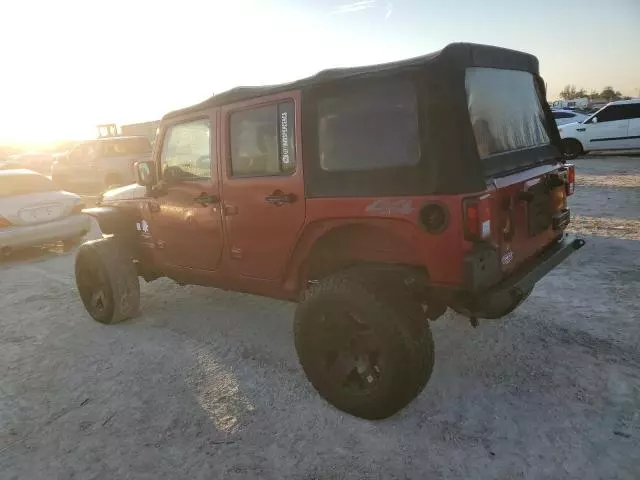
[145,114,224,271]
[220,92,305,280]
[583,105,630,150]
[621,103,640,149]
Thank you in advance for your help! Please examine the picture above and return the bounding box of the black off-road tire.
[75,237,140,324]
[294,268,434,420]
[562,138,584,158]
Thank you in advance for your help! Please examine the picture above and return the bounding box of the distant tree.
[559,84,587,100]
[599,86,622,102]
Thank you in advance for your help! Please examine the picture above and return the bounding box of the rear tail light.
[566,164,575,196]
[463,194,492,241]
[0,216,11,228]
[71,203,86,214]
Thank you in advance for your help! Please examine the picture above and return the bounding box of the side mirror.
[135,160,157,187]
[591,116,598,124]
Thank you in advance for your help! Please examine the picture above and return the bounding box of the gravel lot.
[1,155,639,479]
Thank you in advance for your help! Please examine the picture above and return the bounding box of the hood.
[101,183,147,203]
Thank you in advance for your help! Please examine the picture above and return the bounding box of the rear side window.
[0,174,55,197]
[229,101,296,177]
[466,68,550,158]
[317,81,420,171]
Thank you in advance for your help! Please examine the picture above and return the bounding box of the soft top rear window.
[0,173,56,197]
[466,68,550,159]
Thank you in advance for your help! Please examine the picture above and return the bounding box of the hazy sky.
[1,0,638,142]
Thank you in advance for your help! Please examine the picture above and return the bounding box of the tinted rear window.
[317,81,420,172]
[0,174,56,197]
[101,138,151,157]
[466,68,550,158]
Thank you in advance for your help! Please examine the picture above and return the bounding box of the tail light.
[565,164,575,196]
[463,194,492,241]
[71,203,86,214]
[0,216,11,228]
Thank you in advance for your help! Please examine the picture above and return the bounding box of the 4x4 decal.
[365,199,415,215]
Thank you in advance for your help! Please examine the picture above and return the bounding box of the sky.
[1,0,639,143]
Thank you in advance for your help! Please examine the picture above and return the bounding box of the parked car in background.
[8,152,55,174]
[552,109,588,126]
[51,136,152,190]
[0,169,90,255]
[559,99,640,156]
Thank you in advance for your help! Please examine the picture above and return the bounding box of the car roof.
[164,42,540,120]
[608,98,640,105]
[0,168,43,176]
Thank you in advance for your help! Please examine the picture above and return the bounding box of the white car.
[558,99,640,156]
[0,169,91,255]
[552,109,588,126]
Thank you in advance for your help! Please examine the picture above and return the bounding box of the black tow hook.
[469,316,479,328]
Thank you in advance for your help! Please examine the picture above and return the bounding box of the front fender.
[82,206,138,236]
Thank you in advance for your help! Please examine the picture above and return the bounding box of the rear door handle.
[193,193,219,206]
[265,190,296,205]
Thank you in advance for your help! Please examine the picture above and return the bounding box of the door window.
[161,119,212,180]
[229,101,296,177]
[592,105,625,123]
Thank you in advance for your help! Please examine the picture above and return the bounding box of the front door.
[221,92,305,279]
[584,104,630,150]
[146,114,223,271]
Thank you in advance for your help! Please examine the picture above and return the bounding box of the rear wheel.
[294,268,434,420]
[562,138,584,158]
[75,237,140,324]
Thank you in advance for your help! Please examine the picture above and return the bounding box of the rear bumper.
[0,214,91,250]
[483,235,585,298]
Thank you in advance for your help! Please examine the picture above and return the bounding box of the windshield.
[466,68,550,158]
[101,138,151,157]
[0,173,56,197]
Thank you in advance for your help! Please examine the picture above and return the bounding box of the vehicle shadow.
[0,243,73,267]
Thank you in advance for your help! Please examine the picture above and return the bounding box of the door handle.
[265,190,297,205]
[193,193,219,206]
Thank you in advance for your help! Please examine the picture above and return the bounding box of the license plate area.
[19,204,64,224]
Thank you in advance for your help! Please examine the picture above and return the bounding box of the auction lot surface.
[2,156,639,479]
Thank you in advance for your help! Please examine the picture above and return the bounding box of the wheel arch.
[281,219,428,297]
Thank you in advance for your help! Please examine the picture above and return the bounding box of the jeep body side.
[77,43,584,419]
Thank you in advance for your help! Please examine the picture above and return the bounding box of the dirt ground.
[1,155,639,479]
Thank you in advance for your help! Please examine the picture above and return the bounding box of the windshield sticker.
[365,199,415,215]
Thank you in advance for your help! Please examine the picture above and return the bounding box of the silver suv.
[51,136,152,190]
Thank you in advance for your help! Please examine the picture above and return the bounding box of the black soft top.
[163,42,539,120]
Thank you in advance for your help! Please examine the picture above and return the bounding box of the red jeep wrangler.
[75,43,584,420]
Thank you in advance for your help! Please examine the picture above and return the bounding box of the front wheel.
[75,237,140,324]
[294,269,434,420]
[562,138,584,158]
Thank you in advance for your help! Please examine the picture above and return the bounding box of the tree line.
[559,84,633,101]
